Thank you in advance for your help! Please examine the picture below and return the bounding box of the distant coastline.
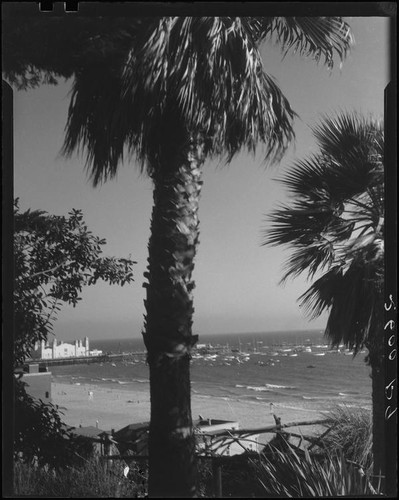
[50,328,371,422]
[89,328,326,354]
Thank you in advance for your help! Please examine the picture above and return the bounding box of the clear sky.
[12,17,390,341]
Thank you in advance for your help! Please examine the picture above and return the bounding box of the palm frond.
[62,17,354,184]
[3,15,145,90]
[63,17,299,184]
[266,203,335,247]
[279,243,336,284]
[313,112,383,159]
[299,256,383,352]
[264,111,384,354]
[264,112,384,256]
[122,18,296,160]
[253,17,354,68]
[297,267,342,319]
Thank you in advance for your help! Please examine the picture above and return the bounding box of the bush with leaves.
[13,376,76,469]
[317,405,373,474]
[13,199,136,468]
[14,198,136,367]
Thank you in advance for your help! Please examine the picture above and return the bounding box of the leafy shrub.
[14,377,76,469]
[13,199,136,470]
[14,199,136,368]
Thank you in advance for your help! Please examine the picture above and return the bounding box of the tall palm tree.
[5,15,353,497]
[264,112,385,485]
[61,18,353,497]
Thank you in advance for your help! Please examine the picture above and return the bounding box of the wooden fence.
[94,417,335,498]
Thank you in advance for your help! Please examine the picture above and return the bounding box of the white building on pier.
[33,337,103,359]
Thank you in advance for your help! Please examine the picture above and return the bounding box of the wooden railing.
[91,417,335,498]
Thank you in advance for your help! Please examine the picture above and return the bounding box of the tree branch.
[16,259,69,281]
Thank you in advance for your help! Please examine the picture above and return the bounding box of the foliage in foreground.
[13,199,136,469]
[197,406,377,498]
[319,405,373,474]
[252,445,381,497]
[252,406,377,497]
[14,378,76,469]
[14,410,379,499]
[13,457,145,498]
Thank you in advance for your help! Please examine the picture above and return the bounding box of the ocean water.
[50,330,372,414]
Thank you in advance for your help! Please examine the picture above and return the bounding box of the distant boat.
[305,347,312,353]
[290,354,298,357]
[314,353,325,356]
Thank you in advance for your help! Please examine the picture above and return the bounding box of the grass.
[252,445,380,497]
[317,404,373,474]
[13,457,146,497]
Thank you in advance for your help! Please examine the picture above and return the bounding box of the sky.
[12,17,390,341]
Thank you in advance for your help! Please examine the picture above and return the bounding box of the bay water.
[50,329,371,415]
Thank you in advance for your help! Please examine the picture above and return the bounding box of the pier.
[26,351,147,368]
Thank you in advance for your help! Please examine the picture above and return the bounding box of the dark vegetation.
[264,112,386,484]
[14,405,380,498]
[13,458,145,498]
[13,200,136,470]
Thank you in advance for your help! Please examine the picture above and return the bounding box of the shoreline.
[52,381,328,444]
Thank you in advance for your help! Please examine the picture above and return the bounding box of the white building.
[34,337,103,359]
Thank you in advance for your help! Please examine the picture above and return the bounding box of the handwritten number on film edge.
[384,294,397,420]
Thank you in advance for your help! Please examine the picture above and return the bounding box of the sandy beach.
[52,381,328,445]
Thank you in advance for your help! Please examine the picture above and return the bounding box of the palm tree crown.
[265,112,384,355]
[61,17,353,184]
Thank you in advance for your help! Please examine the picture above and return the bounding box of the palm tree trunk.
[371,361,385,490]
[366,323,386,491]
[143,140,204,498]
